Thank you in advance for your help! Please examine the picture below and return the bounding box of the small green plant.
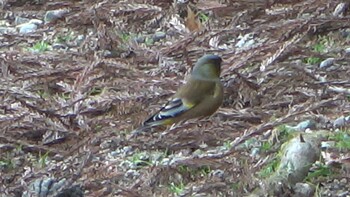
[260,141,273,152]
[223,140,232,149]
[169,181,185,195]
[120,33,131,42]
[178,165,190,173]
[89,87,103,96]
[317,35,333,49]
[304,57,322,65]
[303,35,332,65]
[0,153,14,170]
[58,92,71,100]
[37,151,50,168]
[93,124,103,132]
[329,131,350,151]
[29,40,50,52]
[231,182,240,191]
[129,152,152,168]
[305,163,332,181]
[242,138,258,149]
[258,158,279,178]
[198,166,211,176]
[37,90,50,99]
[312,42,326,53]
[198,12,209,23]
[15,144,23,153]
[275,125,295,141]
[55,33,74,43]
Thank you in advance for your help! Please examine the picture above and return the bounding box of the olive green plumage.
[139,54,223,131]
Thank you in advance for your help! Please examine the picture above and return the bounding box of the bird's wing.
[143,97,196,125]
[143,80,215,127]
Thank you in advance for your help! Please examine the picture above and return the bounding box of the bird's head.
[191,54,222,80]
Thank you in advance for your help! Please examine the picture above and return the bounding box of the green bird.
[137,54,223,132]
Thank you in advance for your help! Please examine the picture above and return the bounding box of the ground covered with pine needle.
[1,0,350,196]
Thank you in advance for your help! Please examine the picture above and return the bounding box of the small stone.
[18,23,37,34]
[52,43,68,50]
[340,29,350,38]
[152,31,166,42]
[44,9,69,23]
[345,48,350,54]
[235,33,255,48]
[29,19,43,25]
[125,169,140,179]
[250,147,260,157]
[293,183,315,197]
[336,191,349,197]
[134,36,145,43]
[23,178,66,197]
[333,3,348,17]
[210,169,225,178]
[0,20,10,26]
[295,120,316,131]
[321,141,336,149]
[340,178,347,185]
[279,135,320,184]
[319,58,335,69]
[109,150,120,157]
[74,35,85,46]
[122,146,133,155]
[14,16,30,25]
[0,27,16,34]
[56,185,83,197]
[333,116,350,128]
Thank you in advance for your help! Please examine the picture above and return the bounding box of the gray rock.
[18,23,37,33]
[56,185,83,197]
[345,48,350,54]
[278,135,320,184]
[125,169,140,179]
[321,141,336,149]
[293,183,315,197]
[340,178,348,185]
[235,33,255,48]
[152,31,166,42]
[333,3,349,17]
[250,147,260,157]
[29,19,43,25]
[295,119,316,131]
[0,27,16,34]
[319,58,335,69]
[210,169,225,179]
[14,16,30,25]
[333,116,350,128]
[336,191,349,197]
[340,29,350,38]
[23,178,66,197]
[134,36,145,43]
[52,43,68,50]
[44,9,69,23]
[74,35,85,46]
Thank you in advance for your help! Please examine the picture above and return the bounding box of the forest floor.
[0,0,350,196]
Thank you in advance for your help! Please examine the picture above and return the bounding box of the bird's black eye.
[209,56,222,65]
[211,59,222,67]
